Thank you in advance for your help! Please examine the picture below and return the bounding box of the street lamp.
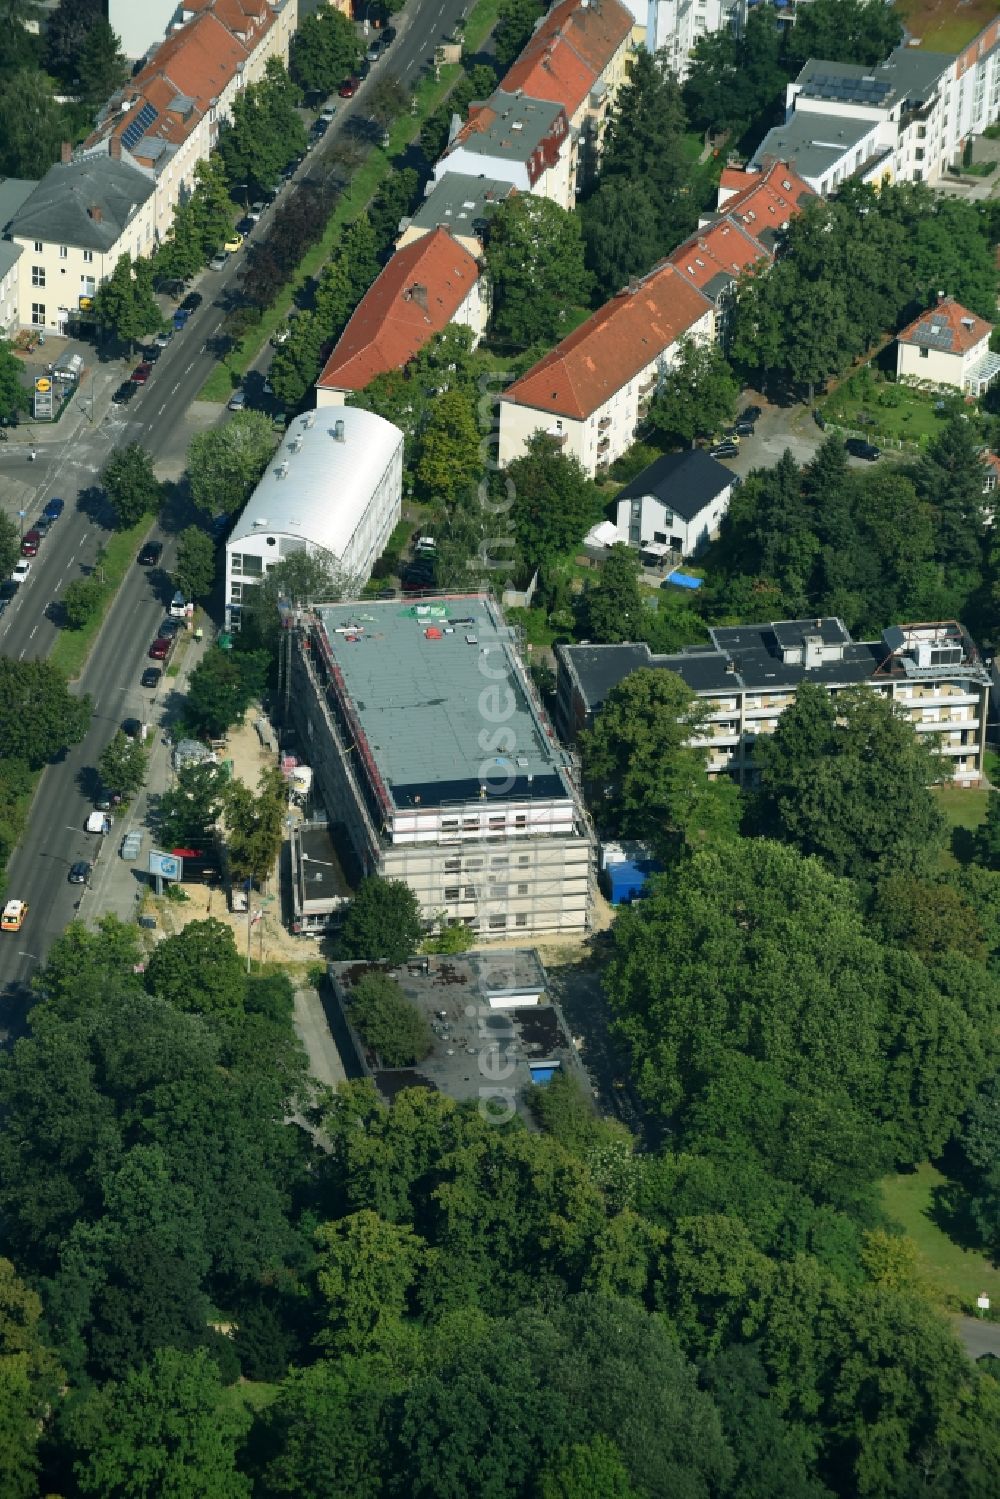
[16,509,26,540]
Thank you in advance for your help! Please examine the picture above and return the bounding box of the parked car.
[95,787,122,811]
[237,216,254,236]
[739,404,762,425]
[272,411,287,431]
[141,667,162,689]
[173,307,191,330]
[153,329,172,348]
[43,496,64,520]
[732,418,756,436]
[68,861,91,885]
[845,437,881,462]
[169,591,189,618]
[271,326,291,347]
[149,637,171,660]
[121,718,142,739]
[143,344,162,364]
[33,514,52,537]
[131,361,153,384]
[319,105,337,123]
[21,529,41,557]
[112,380,137,405]
[228,388,246,411]
[209,252,229,271]
[137,540,162,567]
[157,617,182,638]
[11,559,31,584]
[365,41,381,62]
[121,830,142,862]
[709,440,740,459]
[339,76,360,97]
[1,899,28,932]
[380,25,396,47]
[180,291,202,313]
[813,408,826,430]
[223,230,244,253]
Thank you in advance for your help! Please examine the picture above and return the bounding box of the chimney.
[60,140,72,165]
[937,290,946,302]
[110,136,122,161]
[89,205,103,223]
[408,283,429,313]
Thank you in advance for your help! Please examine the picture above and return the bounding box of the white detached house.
[896,296,1000,397]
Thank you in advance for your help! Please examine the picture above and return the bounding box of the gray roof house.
[611,449,736,559]
[9,155,155,252]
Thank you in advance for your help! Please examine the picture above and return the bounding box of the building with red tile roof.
[498,263,714,476]
[896,296,1000,397]
[498,0,634,188]
[315,229,486,405]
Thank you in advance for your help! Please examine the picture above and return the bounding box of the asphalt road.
[0,0,475,1027]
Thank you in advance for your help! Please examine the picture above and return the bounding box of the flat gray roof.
[456,90,564,163]
[408,171,513,238]
[314,595,574,809]
[752,112,874,180]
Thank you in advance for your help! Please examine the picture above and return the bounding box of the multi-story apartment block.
[107,0,180,60]
[82,0,297,247]
[282,594,594,937]
[437,92,575,211]
[396,173,515,256]
[501,0,635,188]
[556,618,991,784]
[8,150,157,333]
[315,228,486,405]
[0,179,34,335]
[647,0,741,84]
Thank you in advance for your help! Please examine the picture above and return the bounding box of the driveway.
[952,1314,1000,1362]
[721,397,826,483]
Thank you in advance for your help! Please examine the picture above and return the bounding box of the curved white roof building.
[225,406,404,626]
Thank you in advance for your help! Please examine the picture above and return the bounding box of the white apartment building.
[224,407,403,629]
[7,153,157,333]
[283,594,595,937]
[557,618,991,785]
[107,0,178,60]
[437,92,575,211]
[647,0,742,83]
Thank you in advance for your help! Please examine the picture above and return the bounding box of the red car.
[20,529,41,557]
[148,636,170,660]
[131,362,153,384]
[339,76,360,97]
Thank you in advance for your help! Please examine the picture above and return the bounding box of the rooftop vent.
[304,412,316,429]
[332,420,345,442]
[961,316,975,329]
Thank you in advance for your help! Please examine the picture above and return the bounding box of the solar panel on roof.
[121,101,158,153]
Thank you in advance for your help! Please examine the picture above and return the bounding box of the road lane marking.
[28,625,37,638]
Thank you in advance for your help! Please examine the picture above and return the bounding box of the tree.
[188,410,274,516]
[582,177,662,300]
[538,1436,643,1499]
[336,876,423,964]
[153,195,205,282]
[508,433,601,571]
[45,0,100,87]
[314,1209,428,1354]
[144,918,246,1017]
[683,9,787,142]
[0,1258,61,1499]
[584,544,645,643]
[0,70,70,179]
[0,340,30,422]
[599,48,694,249]
[348,973,433,1067]
[67,1347,251,1499]
[156,759,228,851]
[224,766,286,886]
[60,576,105,630]
[91,255,164,354]
[494,0,545,66]
[0,509,19,581]
[915,412,987,577]
[0,658,90,767]
[290,5,362,95]
[580,667,716,854]
[189,157,236,261]
[259,1358,389,1499]
[218,58,307,194]
[972,791,1000,870]
[484,194,592,348]
[185,647,268,739]
[102,442,163,530]
[97,731,146,799]
[785,0,902,71]
[415,389,481,505]
[268,309,327,408]
[650,338,738,448]
[367,73,408,129]
[755,682,946,884]
[238,549,354,653]
[174,526,217,602]
[77,17,126,105]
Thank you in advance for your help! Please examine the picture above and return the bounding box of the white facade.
[225,408,404,626]
[107,0,178,60]
[614,477,733,557]
[647,0,741,83]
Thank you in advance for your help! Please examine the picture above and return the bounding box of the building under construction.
[280,593,594,939]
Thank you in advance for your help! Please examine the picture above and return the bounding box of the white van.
[86,812,111,834]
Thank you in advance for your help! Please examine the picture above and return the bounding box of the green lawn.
[821,375,964,448]
[218,1378,280,1417]
[881,1162,1000,1311]
[893,0,998,53]
[933,784,989,868]
[49,514,156,680]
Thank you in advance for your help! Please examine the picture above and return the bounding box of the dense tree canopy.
[484,194,592,349]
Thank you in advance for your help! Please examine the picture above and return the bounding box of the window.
[488,914,507,930]
[464,886,476,900]
[33,241,41,253]
[59,245,67,259]
[83,250,93,263]
[517,883,528,895]
[31,266,45,287]
[465,857,483,870]
[30,302,45,326]
[492,884,508,898]
[518,854,530,866]
[442,819,459,831]
[490,855,508,868]
[240,554,263,577]
[444,858,462,872]
[488,816,504,831]
[653,531,667,544]
[515,914,528,928]
[80,276,95,296]
[229,582,243,602]
[919,347,929,360]
[444,886,461,900]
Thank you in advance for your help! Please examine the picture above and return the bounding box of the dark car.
[148,637,170,660]
[237,216,254,235]
[380,25,396,47]
[709,440,740,459]
[141,667,162,689]
[813,408,826,430]
[43,496,64,520]
[358,57,371,80]
[68,861,92,885]
[732,418,756,437]
[157,617,182,639]
[20,529,41,557]
[173,307,191,330]
[180,292,202,313]
[131,362,153,385]
[144,345,162,365]
[122,717,142,739]
[112,380,136,405]
[739,404,762,425]
[138,540,162,567]
[339,75,360,97]
[33,514,52,537]
[845,437,881,462]
[94,788,122,812]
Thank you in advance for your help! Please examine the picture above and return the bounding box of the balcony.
[597,436,611,453]
[545,428,569,447]
[598,415,612,431]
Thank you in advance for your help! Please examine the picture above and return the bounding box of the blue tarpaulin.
[664,569,703,590]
